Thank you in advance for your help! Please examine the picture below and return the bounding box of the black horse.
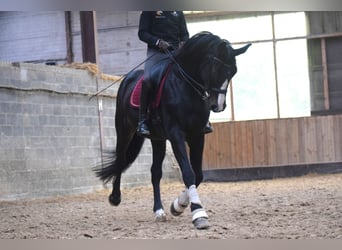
[94,32,250,229]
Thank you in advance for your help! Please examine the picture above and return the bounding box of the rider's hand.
[157,39,170,51]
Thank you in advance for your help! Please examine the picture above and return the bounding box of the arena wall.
[203,116,342,181]
[0,62,179,201]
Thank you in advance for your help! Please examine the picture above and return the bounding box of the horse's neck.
[176,59,203,86]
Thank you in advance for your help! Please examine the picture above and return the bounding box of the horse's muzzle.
[210,102,226,112]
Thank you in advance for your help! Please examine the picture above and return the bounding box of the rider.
[137,11,213,136]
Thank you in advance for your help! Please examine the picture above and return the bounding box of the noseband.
[212,56,232,69]
[210,87,228,95]
[208,56,233,95]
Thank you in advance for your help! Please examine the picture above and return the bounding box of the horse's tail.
[93,150,120,184]
[93,133,145,184]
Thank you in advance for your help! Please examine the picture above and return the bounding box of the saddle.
[130,64,172,109]
[130,76,144,108]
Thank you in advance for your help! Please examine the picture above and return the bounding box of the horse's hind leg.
[151,140,167,221]
[109,174,122,206]
[109,131,145,206]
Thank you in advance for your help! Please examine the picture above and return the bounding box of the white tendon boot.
[188,185,210,229]
[170,189,190,216]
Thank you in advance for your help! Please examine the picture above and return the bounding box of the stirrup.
[203,123,213,134]
[137,121,150,135]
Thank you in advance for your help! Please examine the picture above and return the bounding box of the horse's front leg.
[169,134,210,229]
[171,133,205,214]
[188,133,205,187]
[151,140,167,221]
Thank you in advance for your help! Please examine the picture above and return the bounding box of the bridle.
[165,48,233,100]
[208,56,234,95]
[212,56,232,69]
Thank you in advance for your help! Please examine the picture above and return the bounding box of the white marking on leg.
[217,80,228,111]
[155,208,166,222]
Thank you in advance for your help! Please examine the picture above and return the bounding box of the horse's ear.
[233,43,251,56]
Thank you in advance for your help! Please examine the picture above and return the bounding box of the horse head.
[203,38,251,113]
[176,32,251,113]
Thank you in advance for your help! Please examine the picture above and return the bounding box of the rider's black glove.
[157,39,170,51]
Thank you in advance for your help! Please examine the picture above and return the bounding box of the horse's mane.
[176,31,231,64]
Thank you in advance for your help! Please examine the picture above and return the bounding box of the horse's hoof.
[155,209,167,222]
[109,194,121,206]
[170,197,189,217]
[193,217,210,230]
[192,207,209,229]
[155,214,167,222]
[170,202,183,216]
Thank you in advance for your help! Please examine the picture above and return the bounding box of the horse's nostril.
[211,104,218,111]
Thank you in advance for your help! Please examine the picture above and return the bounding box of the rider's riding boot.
[203,121,213,134]
[137,80,151,136]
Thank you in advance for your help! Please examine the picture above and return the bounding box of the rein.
[90,45,230,101]
[165,49,230,100]
[89,52,157,100]
[165,49,210,100]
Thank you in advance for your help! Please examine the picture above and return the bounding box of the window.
[187,12,311,121]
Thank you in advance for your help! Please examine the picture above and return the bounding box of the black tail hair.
[93,133,145,184]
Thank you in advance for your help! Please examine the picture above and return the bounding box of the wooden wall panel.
[0,12,67,64]
[252,120,267,166]
[265,119,277,165]
[203,115,342,170]
[245,121,255,166]
[286,118,300,164]
[334,115,342,160]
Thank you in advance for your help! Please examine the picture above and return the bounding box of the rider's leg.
[137,48,165,136]
[137,79,151,136]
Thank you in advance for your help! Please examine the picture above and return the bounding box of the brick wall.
[0,62,179,201]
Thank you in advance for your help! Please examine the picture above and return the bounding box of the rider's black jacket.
[138,11,189,51]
